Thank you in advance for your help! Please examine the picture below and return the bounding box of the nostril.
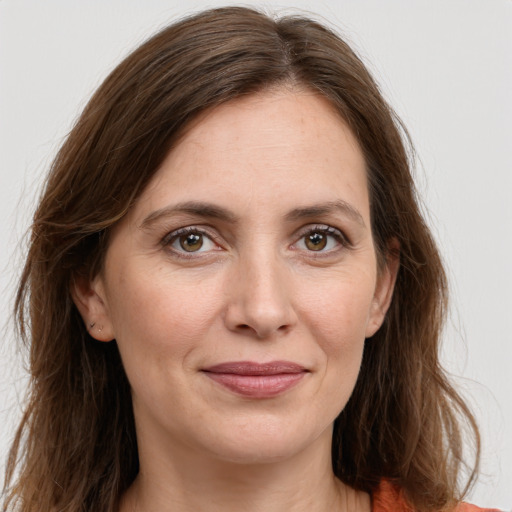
[234,322,290,338]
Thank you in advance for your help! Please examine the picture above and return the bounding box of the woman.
[2,6,499,512]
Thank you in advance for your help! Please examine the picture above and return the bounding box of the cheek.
[296,268,376,347]
[105,265,223,378]
[294,268,376,408]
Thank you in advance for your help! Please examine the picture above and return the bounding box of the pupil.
[180,233,203,252]
[306,232,327,251]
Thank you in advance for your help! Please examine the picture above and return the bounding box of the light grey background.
[1,0,510,508]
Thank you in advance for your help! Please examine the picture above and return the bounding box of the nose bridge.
[225,240,295,338]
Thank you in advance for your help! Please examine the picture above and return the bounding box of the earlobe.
[365,241,400,338]
[71,274,115,342]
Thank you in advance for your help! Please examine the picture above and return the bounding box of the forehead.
[131,89,369,223]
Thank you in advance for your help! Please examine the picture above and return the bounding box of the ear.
[71,273,115,342]
[365,240,400,338]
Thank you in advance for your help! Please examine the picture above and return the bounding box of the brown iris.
[179,233,203,252]
[305,232,327,251]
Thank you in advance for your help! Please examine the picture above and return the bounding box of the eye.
[304,232,330,251]
[295,226,348,253]
[163,227,219,255]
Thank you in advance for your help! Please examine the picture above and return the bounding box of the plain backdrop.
[0,0,510,509]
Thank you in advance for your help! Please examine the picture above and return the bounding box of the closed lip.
[201,361,309,398]
[202,360,308,375]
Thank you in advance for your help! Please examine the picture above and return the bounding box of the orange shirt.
[372,480,502,512]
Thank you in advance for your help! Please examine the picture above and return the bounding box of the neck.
[119,428,370,512]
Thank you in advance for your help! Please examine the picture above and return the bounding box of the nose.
[223,250,297,339]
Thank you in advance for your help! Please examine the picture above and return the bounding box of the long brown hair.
[3,7,479,512]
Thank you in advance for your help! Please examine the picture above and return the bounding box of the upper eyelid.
[161,226,224,251]
[296,223,341,235]
[162,225,218,240]
[294,224,351,244]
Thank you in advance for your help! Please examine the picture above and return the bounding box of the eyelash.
[160,224,351,259]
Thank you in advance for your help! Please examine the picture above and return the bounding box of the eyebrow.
[140,201,238,229]
[140,199,366,229]
[284,200,366,227]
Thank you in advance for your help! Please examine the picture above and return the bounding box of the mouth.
[201,361,308,398]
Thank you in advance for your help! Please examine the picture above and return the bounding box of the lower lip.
[203,372,306,398]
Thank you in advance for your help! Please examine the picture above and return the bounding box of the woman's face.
[78,89,396,465]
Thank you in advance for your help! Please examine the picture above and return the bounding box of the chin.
[209,441,305,466]
[198,418,328,466]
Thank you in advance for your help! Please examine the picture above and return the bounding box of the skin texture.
[74,89,398,512]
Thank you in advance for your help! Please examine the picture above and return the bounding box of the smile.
[202,361,308,398]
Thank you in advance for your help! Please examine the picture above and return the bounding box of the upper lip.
[202,361,307,375]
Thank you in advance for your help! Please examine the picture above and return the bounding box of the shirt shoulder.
[372,480,502,512]
[455,504,502,512]
[371,480,413,512]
